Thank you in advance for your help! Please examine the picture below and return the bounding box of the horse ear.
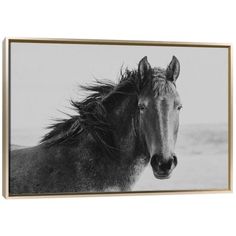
[166,56,180,82]
[138,56,152,81]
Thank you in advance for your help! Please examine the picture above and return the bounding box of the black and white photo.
[2,39,232,197]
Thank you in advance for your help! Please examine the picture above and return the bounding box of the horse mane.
[41,65,175,155]
[40,69,140,154]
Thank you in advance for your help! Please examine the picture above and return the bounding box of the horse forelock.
[151,67,177,98]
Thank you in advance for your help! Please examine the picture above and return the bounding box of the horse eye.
[138,104,146,111]
[177,105,183,111]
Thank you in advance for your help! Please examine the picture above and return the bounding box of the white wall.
[0,1,235,236]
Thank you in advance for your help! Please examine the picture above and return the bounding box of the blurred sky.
[11,43,228,144]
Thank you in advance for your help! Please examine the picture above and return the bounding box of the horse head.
[138,56,182,179]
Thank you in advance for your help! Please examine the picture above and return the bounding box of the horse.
[10,56,182,195]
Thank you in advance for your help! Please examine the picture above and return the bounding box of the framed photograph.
[2,38,233,198]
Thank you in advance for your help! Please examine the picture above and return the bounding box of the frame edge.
[6,37,232,48]
[2,38,10,199]
[3,38,233,198]
[228,45,233,192]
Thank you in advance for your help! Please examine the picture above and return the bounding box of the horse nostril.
[150,154,158,167]
[173,155,178,167]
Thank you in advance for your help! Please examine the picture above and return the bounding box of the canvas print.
[6,40,231,196]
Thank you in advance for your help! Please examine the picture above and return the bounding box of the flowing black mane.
[41,66,174,154]
[41,69,140,151]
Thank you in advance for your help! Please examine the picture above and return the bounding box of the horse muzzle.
[150,154,178,179]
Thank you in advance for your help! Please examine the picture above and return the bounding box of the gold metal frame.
[2,37,233,199]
